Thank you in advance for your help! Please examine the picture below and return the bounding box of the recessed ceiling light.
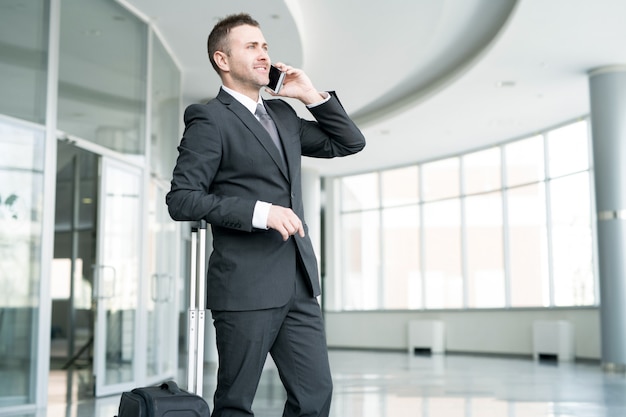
[495,81,516,88]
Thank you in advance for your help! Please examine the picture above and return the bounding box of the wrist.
[300,89,324,106]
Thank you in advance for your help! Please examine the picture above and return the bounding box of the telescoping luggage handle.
[188,220,207,396]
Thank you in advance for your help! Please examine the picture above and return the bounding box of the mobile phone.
[267,65,285,93]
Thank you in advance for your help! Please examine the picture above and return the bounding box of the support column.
[588,65,626,371]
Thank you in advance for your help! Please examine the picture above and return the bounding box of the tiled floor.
[36,350,626,416]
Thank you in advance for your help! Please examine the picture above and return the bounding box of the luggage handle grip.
[160,380,182,394]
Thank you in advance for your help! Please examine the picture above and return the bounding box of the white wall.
[325,307,601,360]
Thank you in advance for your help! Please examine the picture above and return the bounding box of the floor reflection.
[35,350,626,416]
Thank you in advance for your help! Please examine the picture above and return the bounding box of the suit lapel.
[218,90,289,180]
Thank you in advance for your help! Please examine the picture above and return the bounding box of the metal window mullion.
[501,146,511,307]
[419,164,427,310]
[338,180,347,310]
[377,172,384,309]
[460,157,468,308]
[135,21,154,385]
[68,155,80,360]
[37,0,61,410]
[544,134,556,306]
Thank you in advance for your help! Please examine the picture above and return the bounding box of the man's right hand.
[267,205,305,241]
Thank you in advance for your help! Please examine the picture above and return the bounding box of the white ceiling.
[124,0,626,177]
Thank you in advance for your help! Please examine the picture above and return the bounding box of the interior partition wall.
[0,0,51,412]
[0,0,183,412]
[0,117,47,411]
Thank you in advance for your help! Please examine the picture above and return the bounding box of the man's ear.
[214,51,229,72]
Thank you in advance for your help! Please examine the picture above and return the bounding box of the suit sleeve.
[299,93,366,158]
[166,104,256,231]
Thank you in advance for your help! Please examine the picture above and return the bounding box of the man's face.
[222,24,271,92]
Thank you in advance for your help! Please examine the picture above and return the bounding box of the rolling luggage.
[116,221,210,417]
[116,381,209,417]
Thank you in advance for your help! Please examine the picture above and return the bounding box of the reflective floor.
[38,350,626,416]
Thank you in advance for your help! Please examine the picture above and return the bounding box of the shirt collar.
[221,85,263,115]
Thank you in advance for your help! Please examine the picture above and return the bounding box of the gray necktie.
[255,103,285,163]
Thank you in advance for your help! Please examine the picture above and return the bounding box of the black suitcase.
[116,222,210,417]
[116,380,210,417]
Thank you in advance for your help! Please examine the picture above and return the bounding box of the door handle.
[93,264,116,300]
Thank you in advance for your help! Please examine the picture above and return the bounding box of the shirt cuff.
[253,201,272,229]
[306,91,331,108]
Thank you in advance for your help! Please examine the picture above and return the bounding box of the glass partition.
[94,157,142,396]
[382,205,421,309]
[423,199,462,309]
[150,33,181,180]
[422,157,460,201]
[334,119,594,311]
[505,135,545,186]
[58,0,147,157]
[0,1,49,124]
[508,183,549,307]
[550,172,595,306]
[0,119,45,407]
[340,211,380,310]
[145,180,178,381]
[548,121,589,178]
[464,147,501,194]
[465,191,505,308]
[340,172,379,212]
[380,166,420,308]
[381,166,418,207]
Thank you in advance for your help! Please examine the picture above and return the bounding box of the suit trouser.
[210,264,333,417]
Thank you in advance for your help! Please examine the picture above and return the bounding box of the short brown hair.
[207,13,261,74]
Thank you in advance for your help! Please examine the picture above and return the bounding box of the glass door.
[145,179,178,383]
[0,119,46,411]
[93,157,142,397]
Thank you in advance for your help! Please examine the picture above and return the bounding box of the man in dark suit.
[166,13,365,417]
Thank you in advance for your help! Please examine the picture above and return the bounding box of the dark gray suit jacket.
[166,88,365,311]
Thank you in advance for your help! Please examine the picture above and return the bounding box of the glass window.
[334,119,595,311]
[150,33,181,180]
[340,211,380,309]
[463,147,501,195]
[550,172,595,306]
[340,172,379,211]
[381,166,418,207]
[505,135,544,186]
[0,119,45,407]
[465,192,505,308]
[508,183,550,307]
[58,0,147,156]
[548,121,589,177]
[0,0,48,123]
[422,157,460,201]
[423,199,462,308]
[382,205,421,309]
